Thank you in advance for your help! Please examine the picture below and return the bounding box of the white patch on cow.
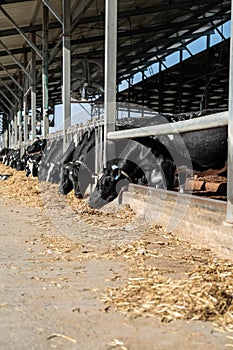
[179,184,186,194]
[74,134,78,146]
[46,163,55,182]
[150,169,164,188]
[168,134,174,141]
[28,161,34,176]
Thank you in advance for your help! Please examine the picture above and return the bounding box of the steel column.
[31,33,37,140]
[62,0,71,150]
[23,96,28,143]
[8,117,12,148]
[42,4,49,138]
[104,0,117,165]
[18,109,22,147]
[226,0,233,224]
[14,110,17,147]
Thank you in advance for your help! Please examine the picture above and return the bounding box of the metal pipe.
[42,4,49,138]
[23,96,28,143]
[31,33,37,140]
[24,86,32,97]
[104,0,117,164]
[62,0,71,151]
[107,111,228,140]
[226,0,233,224]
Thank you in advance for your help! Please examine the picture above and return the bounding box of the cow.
[89,118,227,209]
[38,136,65,184]
[58,124,139,199]
[25,137,47,177]
[59,129,96,198]
[0,148,15,166]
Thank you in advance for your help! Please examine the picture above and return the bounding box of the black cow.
[59,124,139,199]
[38,136,65,183]
[27,137,47,154]
[59,129,96,198]
[89,120,227,208]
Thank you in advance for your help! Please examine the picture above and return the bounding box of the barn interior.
[0,0,232,220]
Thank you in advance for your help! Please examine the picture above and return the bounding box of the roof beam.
[0,5,43,58]
[0,40,32,79]
[0,77,19,101]
[0,62,23,91]
[41,0,63,25]
[0,0,228,39]
[0,90,15,108]
[0,97,12,113]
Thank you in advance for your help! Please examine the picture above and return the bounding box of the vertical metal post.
[23,96,28,144]
[62,0,71,150]
[18,71,23,147]
[8,118,12,148]
[226,1,233,224]
[104,0,117,165]
[14,110,17,147]
[18,108,22,146]
[31,33,37,140]
[42,4,49,138]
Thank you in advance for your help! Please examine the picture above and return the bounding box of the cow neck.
[73,160,93,175]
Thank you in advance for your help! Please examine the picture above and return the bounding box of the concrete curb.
[121,184,233,261]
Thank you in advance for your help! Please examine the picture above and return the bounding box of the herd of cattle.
[0,113,228,209]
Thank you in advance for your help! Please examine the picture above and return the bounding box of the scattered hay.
[101,226,233,332]
[0,164,43,207]
[0,163,136,228]
[66,191,136,228]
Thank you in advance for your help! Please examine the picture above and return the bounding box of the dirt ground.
[0,164,233,350]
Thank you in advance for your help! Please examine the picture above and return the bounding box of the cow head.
[89,164,130,209]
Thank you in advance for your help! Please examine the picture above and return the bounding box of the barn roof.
[0,0,231,120]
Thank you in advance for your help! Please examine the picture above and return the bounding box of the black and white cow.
[89,121,227,209]
[59,129,96,198]
[38,136,65,183]
[25,138,47,177]
[59,124,139,199]
[0,146,21,170]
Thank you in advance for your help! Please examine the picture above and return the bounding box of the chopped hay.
[101,226,233,332]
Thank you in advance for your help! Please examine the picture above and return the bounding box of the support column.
[42,4,49,138]
[104,0,117,165]
[14,110,17,147]
[226,1,233,224]
[18,108,22,146]
[8,119,12,148]
[62,0,71,150]
[31,33,37,140]
[23,96,28,144]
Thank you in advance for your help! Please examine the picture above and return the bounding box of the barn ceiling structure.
[0,0,231,138]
